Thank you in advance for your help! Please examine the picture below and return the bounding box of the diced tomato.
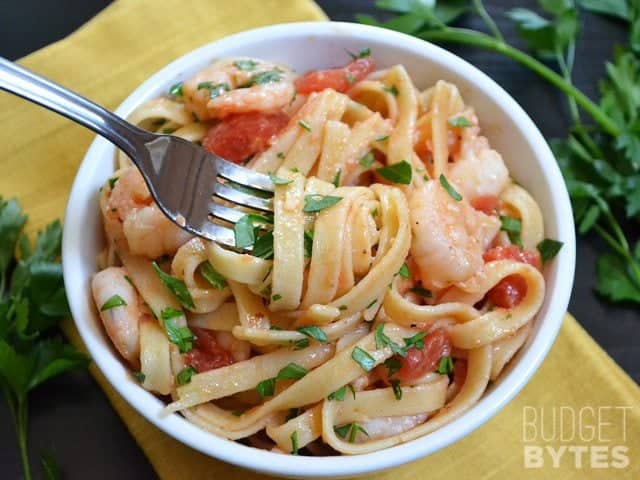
[294,57,376,94]
[383,329,452,383]
[483,245,542,308]
[183,327,234,373]
[471,195,500,216]
[483,244,542,271]
[202,112,289,164]
[453,358,467,387]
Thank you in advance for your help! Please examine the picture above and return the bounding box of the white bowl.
[62,21,576,478]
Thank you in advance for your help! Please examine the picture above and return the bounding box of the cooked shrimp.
[448,130,509,203]
[357,414,428,442]
[215,331,251,362]
[91,267,143,368]
[101,167,191,258]
[182,58,296,120]
[409,180,500,290]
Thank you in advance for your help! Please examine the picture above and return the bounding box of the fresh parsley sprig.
[0,198,89,480]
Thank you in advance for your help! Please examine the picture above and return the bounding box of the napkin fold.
[1,0,637,478]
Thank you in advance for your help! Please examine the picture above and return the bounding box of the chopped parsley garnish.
[439,174,462,201]
[332,169,342,188]
[269,173,293,185]
[338,305,348,311]
[328,385,347,401]
[244,70,282,86]
[391,379,403,400]
[375,134,389,142]
[374,324,406,357]
[292,338,310,350]
[152,262,195,309]
[449,116,471,127]
[234,59,258,71]
[177,365,198,385]
[376,160,412,184]
[277,152,285,159]
[197,81,230,99]
[285,408,299,422]
[398,263,410,279]
[372,208,378,218]
[366,298,377,309]
[384,357,402,377]
[345,72,356,84]
[256,378,276,398]
[500,215,523,248]
[232,410,245,417]
[298,120,312,132]
[168,81,183,98]
[100,294,127,311]
[403,332,426,350]
[436,356,454,375]
[358,151,375,168]
[303,195,343,213]
[272,293,282,302]
[233,213,272,249]
[277,363,308,380]
[252,230,274,260]
[537,238,564,263]
[384,85,399,96]
[161,309,195,353]
[132,371,146,383]
[351,346,376,372]
[409,286,432,298]
[334,422,369,443]
[297,325,328,343]
[199,261,227,290]
[291,431,299,455]
[108,176,119,189]
[347,47,371,59]
[304,229,314,258]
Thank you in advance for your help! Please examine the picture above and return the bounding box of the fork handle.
[0,56,149,160]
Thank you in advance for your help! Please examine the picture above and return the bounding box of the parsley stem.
[418,28,620,137]
[593,224,640,287]
[472,0,503,42]
[16,397,32,480]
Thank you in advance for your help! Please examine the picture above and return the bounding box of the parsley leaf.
[100,294,127,311]
[152,262,195,309]
[233,213,272,249]
[436,356,454,375]
[359,151,375,168]
[168,81,183,99]
[449,115,471,127]
[291,430,299,455]
[376,160,412,184]
[500,215,523,248]
[398,263,410,279]
[177,365,198,385]
[439,174,462,201]
[328,385,347,401]
[303,195,343,213]
[277,362,308,380]
[384,357,403,377]
[391,379,403,400]
[199,261,227,290]
[351,346,376,372]
[269,173,293,186]
[297,325,328,343]
[332,169,342,188]
[161,308,195,353]
[537,238,564,262]
[256,377,276,398]
[234,59,259,71]
[374,323,406,357]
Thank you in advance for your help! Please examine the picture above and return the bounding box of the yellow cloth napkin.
[1,0,638,478]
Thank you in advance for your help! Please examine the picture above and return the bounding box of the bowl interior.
[62,22,575,478]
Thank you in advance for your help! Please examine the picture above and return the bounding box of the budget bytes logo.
[522,406,633,470]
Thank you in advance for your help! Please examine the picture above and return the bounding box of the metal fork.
[0,56,274,248]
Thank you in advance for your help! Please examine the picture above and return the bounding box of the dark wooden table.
[0,1,637,478]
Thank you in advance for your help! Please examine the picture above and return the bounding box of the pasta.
[91,51,560,456]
